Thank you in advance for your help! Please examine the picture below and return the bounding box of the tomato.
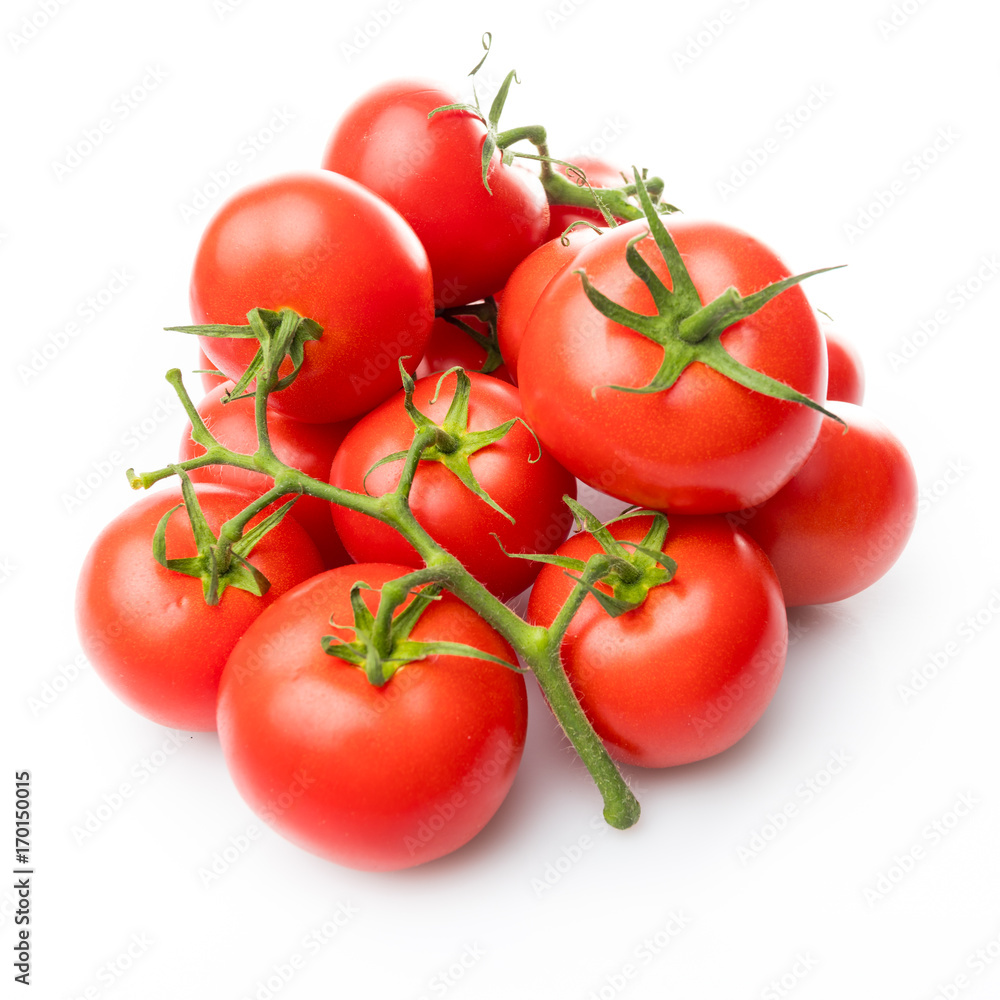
[518,217,828,514]
[416,313,513,384]
[527,515,787,767]
[496,225,604,384]
[328,371,577,602]
[217,563,528,870]
[179,383,354,568]
[321,80,550,307]
[545,157,628,240]
[190,170,434,423]
[822,322,866,404]
[76,484,324,731]
[736,401,918,607]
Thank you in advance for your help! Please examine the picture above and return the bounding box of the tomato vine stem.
[131,318,643,829]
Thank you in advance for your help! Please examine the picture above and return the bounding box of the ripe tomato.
[190,171,434,423]
[545,157,628,240]
[217,563,528,870]
[527,515,787,767]
[76,484,324,731]
[737,401,918,607]
[822,322,866,404]
[416,314,513,384]
[518,217,828,514]
[496,225,604,384]
[321,80,550,307]
[178,383,354,568]
[329,371,576,602]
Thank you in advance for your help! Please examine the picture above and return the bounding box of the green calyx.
[166,307,322,401]
[152,467,297,606]
[435,297,505,376]
[577,168,844,421]
[502,498,677,618]
[365,364,535,524]
[321,570,521,687]
[427,31,540,193]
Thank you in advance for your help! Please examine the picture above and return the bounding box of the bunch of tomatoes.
[75,40,918,872]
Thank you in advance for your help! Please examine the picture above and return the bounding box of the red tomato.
[328,371,577,602]
[190,171,434,423]
[737,401,918,607]
[217,563,528,870]
[527,515,787,767]
[518,217,828,514]
[822,323,866,404]
[321,81,550,307]
[416,314,513,384]
[496,225,604,384]
[546,157,628,240]
[179,383,354,568]
[76,484,324,731]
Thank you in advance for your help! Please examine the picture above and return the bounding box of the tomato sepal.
[575,170,845,423]
[150,467,301,605]
[321,571,520,686]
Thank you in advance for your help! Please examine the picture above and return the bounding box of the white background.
[3,0,1000,997]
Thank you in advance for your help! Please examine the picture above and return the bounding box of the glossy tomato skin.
[329,372,577,601]
[416,314,513,385]
[822,323,866,404]
[76,484,324,731]
[217,563,528,871]
[179,383,354,568]
[322,81,550,307]
[527,516,787,767]
[496,225,604,385]
[737,402,917,607]
[190,171,434,423]
[545,157,628,241]
[518,217,828,514]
